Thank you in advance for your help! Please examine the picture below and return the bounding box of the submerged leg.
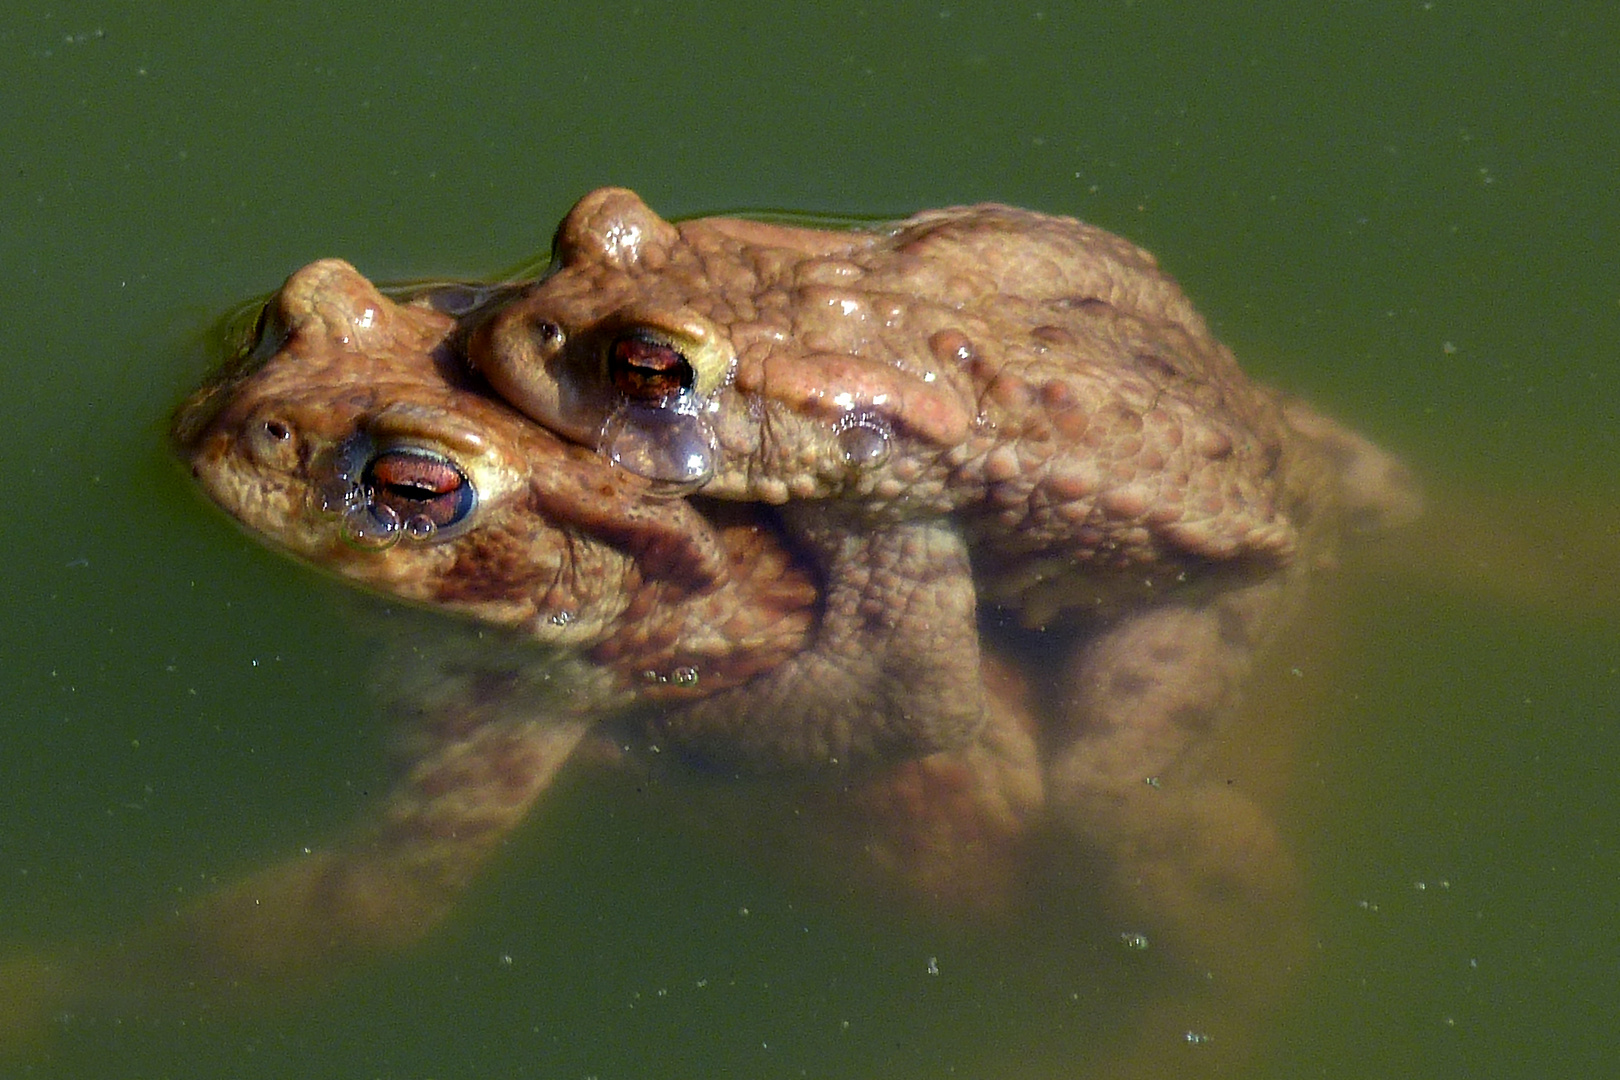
[161,712,591,991]
[795,650,1045,913]
[1043,575,1310,1074]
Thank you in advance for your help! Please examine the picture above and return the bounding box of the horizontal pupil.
[611,336,692,398]
[615,338,682,371]
[368,453,463,497]
[385,481,442,500]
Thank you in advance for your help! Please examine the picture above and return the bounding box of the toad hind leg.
[1044,576,1308,1068]
[168,712,593,986]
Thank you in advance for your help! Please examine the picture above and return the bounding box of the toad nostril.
[246,414,300,468]
[531,319,564,349]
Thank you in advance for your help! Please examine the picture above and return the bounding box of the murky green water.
[2,2,1615,1077]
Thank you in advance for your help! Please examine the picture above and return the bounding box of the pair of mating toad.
[153,189,1417,1060]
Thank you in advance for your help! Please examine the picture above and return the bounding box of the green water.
[2,2,1616,1076]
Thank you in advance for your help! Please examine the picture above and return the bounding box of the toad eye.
[361,448,477,536]
[608,331,693,401]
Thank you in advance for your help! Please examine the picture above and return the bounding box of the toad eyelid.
[368,403,490,458]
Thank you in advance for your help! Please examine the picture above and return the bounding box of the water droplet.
[548,610,576,627]
[340,498,402,549]
[598,398,717,494]
[670,666,699,687]
[313,433,375,519]
[833,412,892,470]
[402,514,437,540]
[316,477,367,515]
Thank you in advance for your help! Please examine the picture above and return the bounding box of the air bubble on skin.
[548,610,576,627]
[599,398,718,495]
[402,514,437,540]
[639,665,701,687]
[317,477,368,515]
[313,434,374,517]
[340,499,403,550]
[832,412,893,471]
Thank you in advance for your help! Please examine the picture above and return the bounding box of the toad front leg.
[164,712,593,990]
[0,698,593,1041]
[656,510,989,769]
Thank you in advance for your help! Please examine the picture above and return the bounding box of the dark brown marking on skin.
[528,476,726,591]
[928,328,977,368]
[1054,295,1115,314]
[1167,703,1217,736]
[436,527,562,605]
[1132,345,1186,384]
[1108,667,1154,700]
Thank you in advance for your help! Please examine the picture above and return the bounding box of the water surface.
[2,3,1615,1076]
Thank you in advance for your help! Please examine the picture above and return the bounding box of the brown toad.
[468,188,1418,764]
[172,259,1308,1064]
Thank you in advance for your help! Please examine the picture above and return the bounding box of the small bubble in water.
[1119,931,1150,951]
[670,666,699,687]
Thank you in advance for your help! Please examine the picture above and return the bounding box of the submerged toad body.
[470,188,1419,761]
[163,246,1365,940]
[158,255,1324,965]
[81,259,1035,1007]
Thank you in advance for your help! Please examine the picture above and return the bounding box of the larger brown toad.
[0,216,1427,1072]
[469,189,1420,770]
[181,259,1305,1075]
